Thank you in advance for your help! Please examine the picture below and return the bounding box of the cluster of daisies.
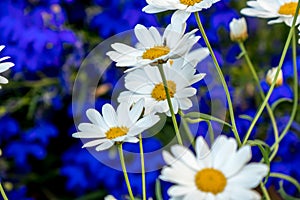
[73,0,300,199]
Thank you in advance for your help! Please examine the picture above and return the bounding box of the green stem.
[117,144,134,200]
[194,12,241,147]
[269,28,298,161]
[260,182,271,200]
[178,110,195,148]
[157,64,183,145]
[139,134,146,200]
[242,1,300,145]
[269,173,300,192]
[238,42,279,154]
[0,182,8,200]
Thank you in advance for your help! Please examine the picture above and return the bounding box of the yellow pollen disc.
[195,168,227,195]
[105,127,129,140]
[142,46,170,60]
[180,0,202,6]
[151,81,176,101]
[278,2,299,15]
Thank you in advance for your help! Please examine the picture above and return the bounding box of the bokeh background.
[0,0,299,199]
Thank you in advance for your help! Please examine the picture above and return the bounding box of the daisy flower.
[142,0,220,23]
[0,45,14,89]
[241,0,300,26]
[106,21,200,71]
[118,61,205,116]
[160,135,269,200]
[72,99,160,151]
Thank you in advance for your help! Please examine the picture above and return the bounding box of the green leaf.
[278,181,300,200]
[239,114,253,121]
[271,97,292,111]
[184,112,232,127]
[155,179,163,200]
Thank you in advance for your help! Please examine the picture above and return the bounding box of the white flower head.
[72,99,160,151]
[241,0,300,27]
[160,135,269,200]
[266,67,283,86]
[106,20,200,72]
[0,45,14,89]
[118,58,206,116]
[229,17,248,42]
[142,0,220,24]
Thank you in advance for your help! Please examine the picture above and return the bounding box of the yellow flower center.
[195,168,227,195]
[180,0,202,6]
[105,127,129,140]
[151,81,176,101]
[142,46,170,60]
[278,2,299,15]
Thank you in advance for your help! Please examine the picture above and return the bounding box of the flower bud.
[229,17,248,42]
[266,67,283,86]
[104,195,117,200]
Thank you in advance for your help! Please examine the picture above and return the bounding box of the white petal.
[82,138,108,148]
[72,131,105,138]
[195,136,212,167]
[129,98,145,123]
[182,190,206,200]
[213,137,237,170]
[86,109,109,129]
[168,185,196,197]
[78,123,104,134]
[95,140,114,151]
[135,24,156,48]
[102,104,118,127]
[222,145,252,178]
[228,163,269,188]
[229,187,261,200]
[171,145,200,171]
[0,76,8,84]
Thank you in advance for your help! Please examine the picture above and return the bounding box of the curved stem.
[157,64,183,145]
[117,144,134,200]
[238,42,279,154]
[242,2,300,145]
[269,173,300,192]
[0,182,8,200]
[269,28,298,161]
[260,182,271,200]
[194,12,241,147]
[178,110,195,148]
[139,134,146,200]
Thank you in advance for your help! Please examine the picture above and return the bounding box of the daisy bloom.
[106,21,200,71]
[142,0,220,24]
[229,17,248,42]
[266,67,283,86]
[160,135,269,200]
[72,99,160,151]
[0,45,14,89]
[118,60,205,116]
[241,0,300,26]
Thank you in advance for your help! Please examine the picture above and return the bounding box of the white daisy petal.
[95,140,114,151]
[171,145,200,171]
[228,163,269,188]
[72,131,105,138]
[102,104,118,127]
[86,109,108,129]
[182,190,206,200]
[82,138,108,148]
[168,185,196,197]
[195,136,212,167]
[229,187,261,200]
[0,46,14,87]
